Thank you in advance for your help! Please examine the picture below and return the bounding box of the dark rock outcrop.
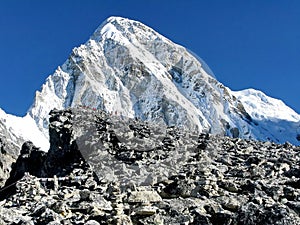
[44,109,85,177]
[0,141,46,200]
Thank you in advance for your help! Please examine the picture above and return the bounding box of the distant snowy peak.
[231,89,300,144]
[233,88,300,122]
[27,16,300,145]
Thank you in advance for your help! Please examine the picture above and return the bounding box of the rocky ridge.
[0,107,299,225]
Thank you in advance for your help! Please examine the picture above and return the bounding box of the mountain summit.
[26,16,300,146]
[1,16,299,151]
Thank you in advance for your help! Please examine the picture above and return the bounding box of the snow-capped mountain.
[233,89,300,144]
[2,16,300,149]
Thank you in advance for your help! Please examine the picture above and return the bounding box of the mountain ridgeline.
[26,16,300,148]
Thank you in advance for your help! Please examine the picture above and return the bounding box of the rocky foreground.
[0,107,300,225]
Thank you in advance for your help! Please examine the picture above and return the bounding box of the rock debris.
[0,107,299,224]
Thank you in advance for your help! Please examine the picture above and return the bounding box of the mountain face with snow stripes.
[1,16,300,151]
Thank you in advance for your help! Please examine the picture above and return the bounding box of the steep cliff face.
[27,16,300,145]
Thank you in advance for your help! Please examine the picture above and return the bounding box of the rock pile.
[0,107,299,224]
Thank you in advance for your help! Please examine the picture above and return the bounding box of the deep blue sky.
[0,0,299,116]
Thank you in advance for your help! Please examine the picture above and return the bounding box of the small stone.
[128,190,162,203]
[252,196,263,205]
[223,199,240,211]
[134,205,158,216]
[281,198,288,204]
[218,180,239,192]
[79,189,91,201]
[85,220,100,225]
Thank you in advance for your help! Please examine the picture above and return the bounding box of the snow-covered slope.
[232,89,300,144]
[25,16,300,145]
[0,108,49,150]
[233,89,300,122]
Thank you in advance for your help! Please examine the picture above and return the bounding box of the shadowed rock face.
[0,107,300,224]
[0,121,25,188]
[0,141,46,200]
